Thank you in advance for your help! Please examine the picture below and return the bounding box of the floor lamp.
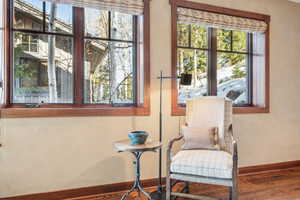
[150,70,192,200]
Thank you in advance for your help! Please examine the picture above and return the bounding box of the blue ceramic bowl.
[128,131,149,145]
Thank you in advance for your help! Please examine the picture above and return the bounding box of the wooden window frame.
[171,0,270,115]
[0,0,5,108]
[0,0,150,118]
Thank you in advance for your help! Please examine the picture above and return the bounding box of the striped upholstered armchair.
[166,97,238,200]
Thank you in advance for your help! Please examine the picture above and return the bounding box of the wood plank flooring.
[67,167,300,200]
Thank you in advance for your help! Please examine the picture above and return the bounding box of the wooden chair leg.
[166,176,171,200]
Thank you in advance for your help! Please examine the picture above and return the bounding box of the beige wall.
[1,0,300,197]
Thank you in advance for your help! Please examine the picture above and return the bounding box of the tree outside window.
[12,0,141,106]
[177,23,252,106]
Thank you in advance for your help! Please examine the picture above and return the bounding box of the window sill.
[233,106,269,114]
[0,106,150,118]
[172,105,269,116]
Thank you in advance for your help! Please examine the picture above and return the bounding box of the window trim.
[170,0,270,115]
[0,0,6,108]
[0,0,150,118]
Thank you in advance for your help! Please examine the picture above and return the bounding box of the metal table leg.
[120,152,151,200]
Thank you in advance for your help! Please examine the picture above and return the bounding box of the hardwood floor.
[66,167,300,200]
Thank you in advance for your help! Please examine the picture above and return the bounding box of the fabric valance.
[177,7,268,33]
[44,0,144,15]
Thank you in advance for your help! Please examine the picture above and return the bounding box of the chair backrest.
[186,96,233,151]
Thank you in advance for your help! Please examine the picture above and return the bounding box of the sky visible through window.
[24,0,72,24]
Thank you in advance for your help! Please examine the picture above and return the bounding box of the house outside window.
[0,0,150,117]
[12,0,74,104]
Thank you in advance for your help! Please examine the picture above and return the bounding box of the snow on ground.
[179,66,247,104]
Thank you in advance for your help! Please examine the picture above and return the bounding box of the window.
[13,0,74,104]
[177,24,209,100]
[20,34,39,52]
[177,26,251,105]
[216,29,250,105]
[0,0,150,117]
[84,9,139,105]
[172,1,270,115]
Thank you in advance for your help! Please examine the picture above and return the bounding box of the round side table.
[114,139,162,200]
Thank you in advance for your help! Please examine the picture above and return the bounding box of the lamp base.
[150,187,166,200]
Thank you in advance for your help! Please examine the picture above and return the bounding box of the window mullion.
[247,33,254,105]
[108,12,111,39]
[42,2,46,32]
[132,16,138,106]
[208,27,217,96]
[73,7,84,105]
[188,24,191,48]
[6,0,13,106]
[230,30,233,52]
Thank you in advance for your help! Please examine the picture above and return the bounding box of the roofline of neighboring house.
[15,0,107,51]
[15,0,110,75]
[15,0,72,33]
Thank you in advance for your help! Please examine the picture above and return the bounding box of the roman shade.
[44,0,145,15]
[177,7,268,33]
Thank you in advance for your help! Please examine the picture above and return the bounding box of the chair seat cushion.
[171,150,233,179]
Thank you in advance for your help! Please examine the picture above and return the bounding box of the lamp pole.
[150,71,186,200]
[158,70,163,193]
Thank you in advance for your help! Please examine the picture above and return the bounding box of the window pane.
[217,29,231,51]
[217,53,248,105]
[13,32,73,103]
[191,24,208,49]
[84,40,134,104]
[45,2,73,34]
[85,8,109,38]
[14,0,73,34]
[177,23,189,47]
[177,48,208,103]
[14,0,43,31]
[232,30,247,52]
[111,12,133,41]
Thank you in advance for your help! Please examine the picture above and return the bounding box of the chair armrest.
[166,135,183,176]
[168,135,183,150]
[167,135,183,162]
[228,124,238,180]
[233,140,238,161]
[227,124,237,157]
